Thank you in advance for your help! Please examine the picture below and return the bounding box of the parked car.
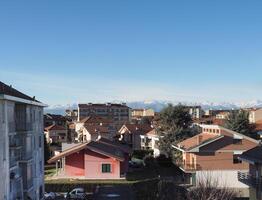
[44,192,56,200]
[65,188,87,199]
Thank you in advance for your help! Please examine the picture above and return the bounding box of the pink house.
[48,138,131,179]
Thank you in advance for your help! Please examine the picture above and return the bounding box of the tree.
[157,104,198,158]
[139,116,152,125]
[225,110,255,137]
[186,173,237,200]
[158,104,192,132]
[44,135,51,164]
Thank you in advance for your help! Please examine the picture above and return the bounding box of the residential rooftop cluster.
[1,81,262,200]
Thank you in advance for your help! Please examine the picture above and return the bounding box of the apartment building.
[173,124,259,198]
[118,124,153,150]
[131,108,155,120]
[140,129,161,157]
[44,124,67,144]
[238,146,262,200]
[186,106,204,119]
[78,103,131,129]
[75,115,115,142]
[0,81,45,200]
[248,108,262,124]
[215,111,230,119]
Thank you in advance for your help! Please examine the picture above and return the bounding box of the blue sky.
[0,0,262,106]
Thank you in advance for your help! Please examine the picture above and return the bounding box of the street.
[93,185,134,200]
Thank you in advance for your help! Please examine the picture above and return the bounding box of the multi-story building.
[44,113,68,127]
[131,108,155,120]
[44,124,67,144]
[247,108,262,124]
[75,115,115,142]
[65,109,78,121]
[215,111,230,119]
[173,124,259,198]
[186,106,204,119]
[238,146,262,200]
[118,124,153,150]
[0,81,45,200]
[140,129,161,157]
[78,103,131,129]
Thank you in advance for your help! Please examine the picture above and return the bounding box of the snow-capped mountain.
[44,100,262,115]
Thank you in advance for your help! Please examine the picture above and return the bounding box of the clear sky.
[0,0,262,106]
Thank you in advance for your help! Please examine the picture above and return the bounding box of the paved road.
[93,185,134,200]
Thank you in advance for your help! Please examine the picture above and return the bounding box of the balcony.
[8,121,33,134]
[238,171,262,188]
[176,161,202,172]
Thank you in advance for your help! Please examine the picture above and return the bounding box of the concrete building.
[0,81,45,200]
[173,124,259,198]
[44,124,67,144]
[131,108,155,120]
[140,129,161,157]
[239,146,262,200]
[248,108,262,124]
[78,103,131,129]
[186,106,204,119]
[118,124,153,150]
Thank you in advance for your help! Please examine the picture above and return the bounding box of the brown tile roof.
[122,124,153,134]
[80,115,112,124]
[98,137,132,154]
[239,146,262,164]
[84,125,109,134]
[0,81,40,102]
[255,120,262,131]
[47,138,126,163]
[45,124,66,131]
[146,129,157,136]
[177,132,222,151]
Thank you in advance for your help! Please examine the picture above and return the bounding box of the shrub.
[156,154,173,167]
[143,155,157,169]
[132,150,153,159]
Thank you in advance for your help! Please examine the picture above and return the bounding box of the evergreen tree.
[225,110,255,137]
[157,104,198,159]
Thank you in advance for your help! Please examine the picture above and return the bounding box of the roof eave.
[0,94,47,107]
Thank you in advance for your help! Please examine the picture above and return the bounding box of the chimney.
[197,135,203,144]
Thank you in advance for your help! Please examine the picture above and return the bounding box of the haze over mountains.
[44,100,262,115]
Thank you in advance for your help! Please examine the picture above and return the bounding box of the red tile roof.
[47,137,127,163]
[84,125,109,134]
[177,132,222,151]
[122,124,153,134]
[80,115,112,124]
[45,124,66,131]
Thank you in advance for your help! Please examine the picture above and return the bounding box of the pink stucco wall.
[84,149,121,179]
[65,150,85,176]
[64,149,128,179]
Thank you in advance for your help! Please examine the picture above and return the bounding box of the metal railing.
[238,171,262,188]
[176,161,202,171]
[8,121,33,133]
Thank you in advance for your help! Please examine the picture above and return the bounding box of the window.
[233,155,242,164]
[102,164,111,173]
[233,139,242,145]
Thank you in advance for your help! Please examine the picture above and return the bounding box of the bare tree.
[186,173,238,200]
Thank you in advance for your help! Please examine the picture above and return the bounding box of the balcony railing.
[176,161,202,172]
[238,171,262,188]
[8,122,33,133]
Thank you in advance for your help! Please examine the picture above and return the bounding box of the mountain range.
[44,100,262,115]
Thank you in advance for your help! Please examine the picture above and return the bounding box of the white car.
[65,188,87,199]
[44,192,56,200]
